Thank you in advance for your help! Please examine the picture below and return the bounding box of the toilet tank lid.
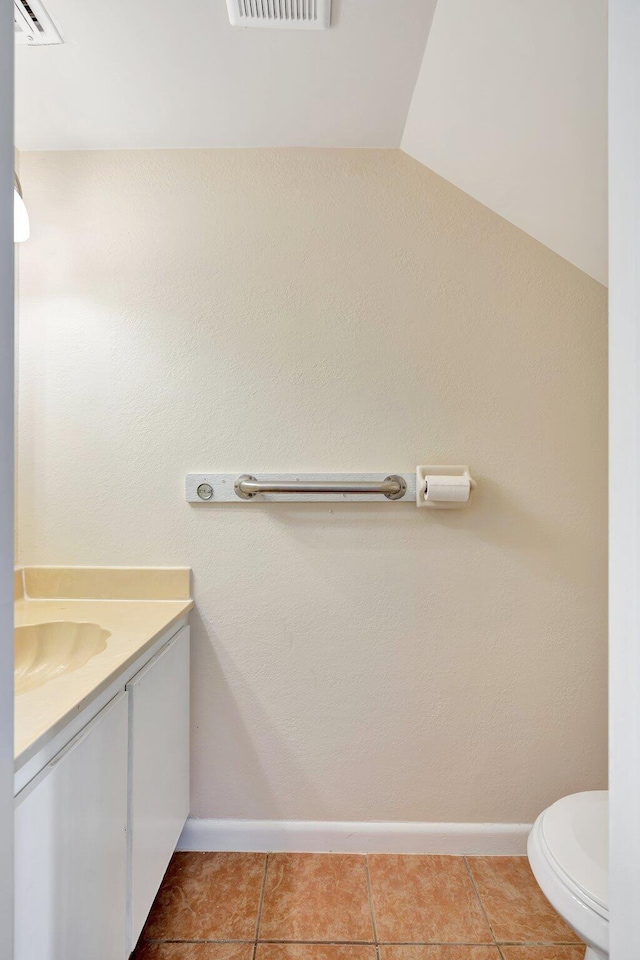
[540,790,608,914]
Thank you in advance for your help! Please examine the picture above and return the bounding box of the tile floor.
[134,853,585,960]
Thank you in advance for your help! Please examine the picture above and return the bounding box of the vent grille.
[14,0,63,44]
[226,0,331,29]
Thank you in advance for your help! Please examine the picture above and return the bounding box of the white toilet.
[528,791,608,960]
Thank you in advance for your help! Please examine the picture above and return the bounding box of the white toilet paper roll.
[424,475,471,503]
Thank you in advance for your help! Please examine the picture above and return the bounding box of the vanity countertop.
[14,567,193,767]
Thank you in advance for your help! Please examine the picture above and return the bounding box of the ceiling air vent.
[226,0,331,30]
[14,0,63,45]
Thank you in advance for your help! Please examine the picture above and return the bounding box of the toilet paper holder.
[416,465,476,509]
[186,466,476,507]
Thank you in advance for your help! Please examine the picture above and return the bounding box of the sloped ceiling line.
[401,0,607,284]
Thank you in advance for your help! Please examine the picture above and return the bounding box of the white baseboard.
[177,818,531,855]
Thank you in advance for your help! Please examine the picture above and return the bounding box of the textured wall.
[402,0,608,284]
[17,149,607,822]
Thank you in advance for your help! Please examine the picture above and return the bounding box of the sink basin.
[15,621,110,695]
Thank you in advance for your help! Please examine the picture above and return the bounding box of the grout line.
[496,941,584,947]
[254,941,376,946]
[143,939,582,946]
[255,941,376,946]
[374,942,495,947]
[364,854,380,948]
[464,856,499,945]
[253,852,270,958]
[373,944,494,950]
[143,939,257,944]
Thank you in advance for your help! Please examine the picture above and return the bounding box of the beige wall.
[16,149,607,823]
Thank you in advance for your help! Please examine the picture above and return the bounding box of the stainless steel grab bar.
[234,474,407,500]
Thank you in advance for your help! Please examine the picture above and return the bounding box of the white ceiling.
[15,0,608,283]
[15,0,438,150]
[402,0,608,284]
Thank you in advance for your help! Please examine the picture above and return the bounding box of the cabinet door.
[15,692,129,960]
[127,626,190,949]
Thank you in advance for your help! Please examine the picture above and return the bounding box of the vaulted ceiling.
[15,0,608,283]
[15,0,438,149]
[403,0,608,285]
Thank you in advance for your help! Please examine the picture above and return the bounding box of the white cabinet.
[14,624,191,959]
[15,692,129,960]
[127,626,190,951]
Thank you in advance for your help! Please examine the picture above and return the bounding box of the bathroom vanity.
[12,567,193,960]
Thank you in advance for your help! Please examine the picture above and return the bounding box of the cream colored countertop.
[14,567,193,767]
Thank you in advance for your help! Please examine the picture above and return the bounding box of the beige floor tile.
[367,855,493,944]
[258,854,374,942]
[134,945,254,960]
[142,852,266,941]
[380,947,501,960]
[256,945,377,960]
[499,948,586,960]
[466,858,580,944]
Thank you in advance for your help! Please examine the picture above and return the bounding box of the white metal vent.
[226,0,331,30]
[14,0,63,45]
